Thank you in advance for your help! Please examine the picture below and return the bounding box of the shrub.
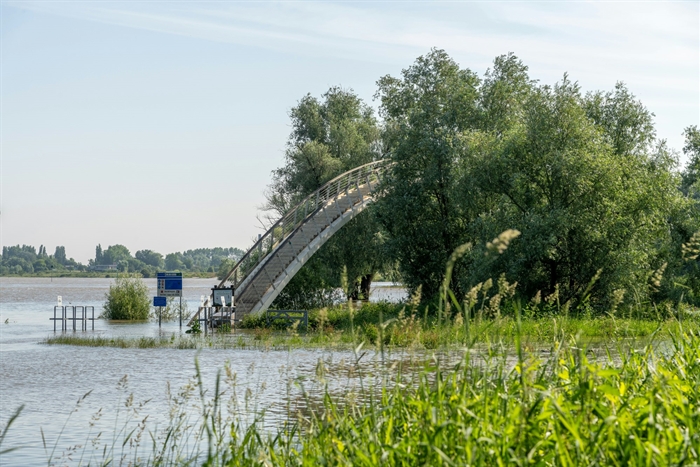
[101,276,150,320]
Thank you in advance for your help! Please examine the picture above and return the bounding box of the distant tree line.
[0,244,243,277]
[263,49,700,312]
[90,245,244,277]
[0,245,84,275]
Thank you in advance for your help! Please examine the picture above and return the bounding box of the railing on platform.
[189,306,235,334]
[218,160,388,291]
[266,310,308,331]
[50,306,95,332]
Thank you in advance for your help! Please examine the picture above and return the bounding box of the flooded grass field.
[4,277,700,465]
[0,277,412,466]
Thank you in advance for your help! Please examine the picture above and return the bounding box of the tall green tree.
[102,245,131,265]
[265,87,385,304]
[669,126,700,305]
[377,49,687,309]
[376,49,481,298]
[682,125,700,197]
[95,244,104,265]
[135,249,164,269]
[470,79,684,306]
[165,253,184,271]
[53,246,66,264]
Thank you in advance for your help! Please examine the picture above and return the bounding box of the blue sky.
[1,1,698,263]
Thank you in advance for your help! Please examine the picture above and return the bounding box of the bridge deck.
[219,160,387,319]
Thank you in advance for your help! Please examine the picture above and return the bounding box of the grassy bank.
[249,330,700,466]
[240,300,700,348]
[43,333,251,350]
[16,328,700,465]
[44,308,700,350]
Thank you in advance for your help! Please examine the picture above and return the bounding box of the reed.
[15,235,700,465]
[43,313,700,351]
[19,325,700,466]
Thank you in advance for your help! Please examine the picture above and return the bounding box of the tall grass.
[279,331,700,466]
[241,302,700,350]
[9,234,700,464]
[18,327,700,465]
[44,313,700,351]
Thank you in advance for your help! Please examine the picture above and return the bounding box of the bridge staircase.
[217,160,388,319]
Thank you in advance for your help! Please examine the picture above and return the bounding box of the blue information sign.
[153,296,167,307]
[157,272,183,297]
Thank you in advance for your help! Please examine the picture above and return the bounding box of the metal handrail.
[218,159,388,290]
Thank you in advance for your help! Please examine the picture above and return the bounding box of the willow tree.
[377,49,688,310]
[670,126,700,305]
[682,126,700,198]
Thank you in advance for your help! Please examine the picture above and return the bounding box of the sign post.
[153,296,167,327]
[157,272,183,326]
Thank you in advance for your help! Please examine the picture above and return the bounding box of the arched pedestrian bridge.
[219,160,388,317]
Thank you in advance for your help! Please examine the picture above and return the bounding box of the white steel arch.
[220,160,387,317]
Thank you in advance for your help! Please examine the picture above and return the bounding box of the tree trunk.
[360,273,374,302]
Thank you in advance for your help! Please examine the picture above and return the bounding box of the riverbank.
[13,328,700,465]
[6,276,700,465]
[43,310,700,350]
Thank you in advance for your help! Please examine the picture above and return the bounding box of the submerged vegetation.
[46,300,700,351]
[23,326,700,465]
[44,334,226,349]
[101,276,150,320]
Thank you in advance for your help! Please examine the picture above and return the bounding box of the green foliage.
[376,49,481,299]
[217,258,236,281]
[266,87,380,213]
[135,249,164,268]
[273,332,700,466]
[0,244,81,275]
[682,125,700,196]
[53,246,66,264]
[377,49,691,310]
[32,259,47,272]
[34,327,700,465]
[165,252,184,271]
[101,244,131,265]
[186,319,202,334]
[269,263,343,310]
[88,245,242,276]
[101,276,150,320]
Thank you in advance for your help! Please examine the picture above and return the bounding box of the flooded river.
[0,277,416,466]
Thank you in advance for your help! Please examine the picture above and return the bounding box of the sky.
[1,0,698,264]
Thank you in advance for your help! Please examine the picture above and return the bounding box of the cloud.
[5,0,698,153]
[9,1,695,68]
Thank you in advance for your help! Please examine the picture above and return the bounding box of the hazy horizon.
[2,1,698,263]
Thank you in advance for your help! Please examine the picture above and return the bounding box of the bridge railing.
[219,159,388,290]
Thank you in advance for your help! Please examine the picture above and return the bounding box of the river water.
[0,277,414,466]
